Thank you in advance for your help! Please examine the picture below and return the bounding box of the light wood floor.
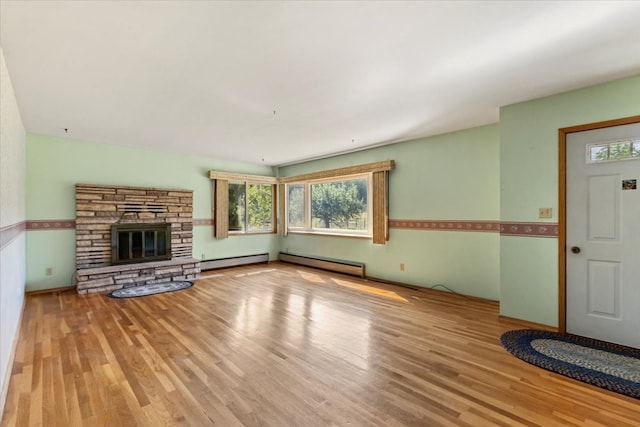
[2,263,639,426]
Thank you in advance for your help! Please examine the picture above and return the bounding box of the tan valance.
[278,160,394,184]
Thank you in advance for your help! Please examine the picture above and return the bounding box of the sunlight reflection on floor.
[296,269,408,302]
[332,278,408,302]
[248,268,276,276]
[236,268,276,278]
[309,299,371,370]
[297,270,326,283]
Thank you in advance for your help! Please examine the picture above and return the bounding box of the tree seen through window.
[229,182,274,233]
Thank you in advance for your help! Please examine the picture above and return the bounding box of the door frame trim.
[558,115,640,332]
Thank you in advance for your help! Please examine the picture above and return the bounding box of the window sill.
[228,231,276,236]
[287,230,372,240]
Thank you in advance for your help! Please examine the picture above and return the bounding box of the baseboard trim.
[367,276,502,304]
[364,276,423,291]
[279,252,365,278]
[201,253,269,271]
[0,296,26,416]
[25,285,75,296]
[498,315,557,331]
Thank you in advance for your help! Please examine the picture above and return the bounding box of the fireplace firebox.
[111,223,172,265]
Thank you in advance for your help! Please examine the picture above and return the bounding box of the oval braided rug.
[108,281,193,299]
[500,329,640,399]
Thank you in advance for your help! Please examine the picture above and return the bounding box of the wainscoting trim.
[25,220,75,230]
[390,219,500,233]
[499,221,559,238]
[0,221,26,250]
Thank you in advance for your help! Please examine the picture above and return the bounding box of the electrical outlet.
[538,208,552,218]
[400,263,405,272]
[201,253,205,260]
[46,267,53,276]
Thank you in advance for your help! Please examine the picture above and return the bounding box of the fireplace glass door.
[111,223,171,265]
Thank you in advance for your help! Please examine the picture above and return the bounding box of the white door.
[566,122,640,349]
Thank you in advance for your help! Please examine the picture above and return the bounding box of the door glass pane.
[589,144,608,162]
[587,140,639,163]
[608,141,630,160]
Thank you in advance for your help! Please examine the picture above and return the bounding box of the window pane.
[247,184,273,232]
[631,141,640,158]
[311,178,367,231]
[609,141,630,160]
[589,144,608,162]
[228,183,246,231]
[288,184,304,228]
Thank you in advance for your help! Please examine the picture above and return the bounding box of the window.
[286,174,372,236]
[229,181,275,233]
[587,139,640,163]
[247,183,275,232]
[210,171,278,239]
[279,160,394,243]
[212,160,394,243]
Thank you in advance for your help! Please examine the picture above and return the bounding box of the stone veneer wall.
[75,184,194,269]
[75,184,200,294]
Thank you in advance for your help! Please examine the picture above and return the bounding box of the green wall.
[281,124,501,300]
[499,75,640,325]
[25,134,277,291]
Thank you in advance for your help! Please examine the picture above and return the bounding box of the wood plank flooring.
[2,263,639,426]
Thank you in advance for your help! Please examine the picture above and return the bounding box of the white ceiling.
[2,1,640,166]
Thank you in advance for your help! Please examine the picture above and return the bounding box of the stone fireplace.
[74,184,200,294]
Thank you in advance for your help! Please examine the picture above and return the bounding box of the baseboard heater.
[278,252,365,278]
[201,253,269,271]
